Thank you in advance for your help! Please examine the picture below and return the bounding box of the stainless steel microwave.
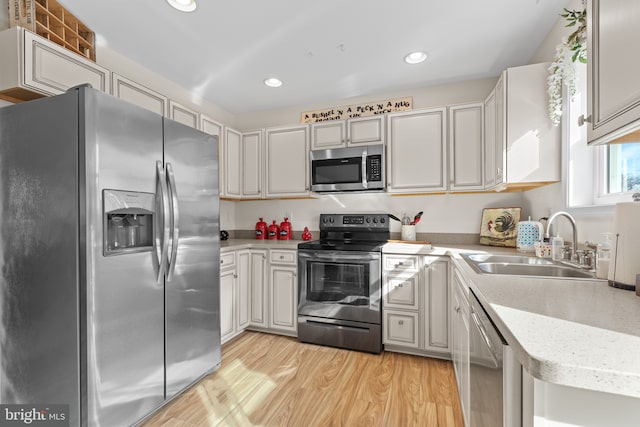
[310,145,385,192]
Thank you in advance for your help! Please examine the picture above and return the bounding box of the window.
[565,62,640,207]
[606,142,640,194]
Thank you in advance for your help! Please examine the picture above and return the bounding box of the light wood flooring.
[142,331,464,426]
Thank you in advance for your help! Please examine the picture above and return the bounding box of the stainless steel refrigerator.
[0,86,221,426]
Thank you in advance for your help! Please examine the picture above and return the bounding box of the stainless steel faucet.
[544,211,578,261]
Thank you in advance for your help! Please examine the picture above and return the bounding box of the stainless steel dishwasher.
[469,289,522,427]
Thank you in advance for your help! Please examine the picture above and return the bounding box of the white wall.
[227,191,526,238]
[236,78,497,130]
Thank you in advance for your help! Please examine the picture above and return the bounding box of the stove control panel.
[320,213,388,230]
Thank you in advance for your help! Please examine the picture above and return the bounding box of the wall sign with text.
[300,97,412,123]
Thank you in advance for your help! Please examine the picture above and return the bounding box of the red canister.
[279,217,292,240]
[267,220,279,240]
[255,217,267,240]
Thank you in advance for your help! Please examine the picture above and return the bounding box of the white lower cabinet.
[451,265,470,427]
[247,250,268,329]
[268,249,298,334]
[220,251,238,344]
[382,254,450,358]
[224,247,297,337]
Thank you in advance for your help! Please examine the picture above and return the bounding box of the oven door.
[297,249,381,324]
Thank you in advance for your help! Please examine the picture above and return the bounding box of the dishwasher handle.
[471,310,501,366]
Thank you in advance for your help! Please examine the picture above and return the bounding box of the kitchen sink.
[461,253,597,279]
[464,254,555,265]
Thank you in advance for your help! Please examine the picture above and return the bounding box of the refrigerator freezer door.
[163,119,221,398]
[82,89,166,426]
[0,92,82,425]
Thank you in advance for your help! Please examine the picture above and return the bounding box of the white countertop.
[221,239,640,398]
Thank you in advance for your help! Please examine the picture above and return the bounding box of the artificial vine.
[547,8,587,126]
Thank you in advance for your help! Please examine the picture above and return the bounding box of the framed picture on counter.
[479,207,521,247]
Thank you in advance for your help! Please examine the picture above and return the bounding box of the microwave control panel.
[367,155,382,182]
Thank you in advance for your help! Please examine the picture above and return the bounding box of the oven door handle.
[299,251,380,261]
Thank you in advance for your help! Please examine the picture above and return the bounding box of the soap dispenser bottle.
[551,233,564,261]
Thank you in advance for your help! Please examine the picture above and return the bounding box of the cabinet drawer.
[384,274,419,309]
[269,249,297,265]
[383,310,419,348]
[384,254,419,272]
[220,251,236,269]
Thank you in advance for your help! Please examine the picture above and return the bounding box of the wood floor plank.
[142,331,464,427]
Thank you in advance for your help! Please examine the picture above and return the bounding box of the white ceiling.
[57,0,571,114]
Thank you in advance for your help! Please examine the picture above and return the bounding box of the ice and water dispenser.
[103,189,154,255]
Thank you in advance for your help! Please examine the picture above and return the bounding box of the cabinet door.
[347,115,385,146]
[269,265,297,333]
[452,267,470,426]
[111,73,167,117]
[168,100,198,129]
[587,0,640,145]
[449,103,484,191]
[495,76,505,186]
[23,30,110,95]
[220,268,236,343]
[224,127,242,199]
[386,108,447,193]
[242,130,263,198]
[311,121,346,149]
[200,116,225,197]
[249,250,268,328]
[484,89,497,189]
[236,250,251,331]
[504,64,560,184]
[423,257,450,353]
[265,124,310,198]
[383,310,419,348]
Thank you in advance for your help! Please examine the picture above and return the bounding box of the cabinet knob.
[578,114,592,126]
[455,306,461,313]
[396,283,403,288]
[233,274,238,279]
[398,320,404,326]
[220,260,224,264]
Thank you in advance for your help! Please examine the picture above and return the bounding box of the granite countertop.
[221,239,640,398]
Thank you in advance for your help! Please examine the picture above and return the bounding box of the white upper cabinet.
[586,0,640,144]
[0,27,109,102]
[224,127,242,199]
[200,115,224,197]
[242,130,263,198]
[310,121,346,149]
[310,116,385,150]
[168,100,199,129]
[265,124,310,198]
[111,73,167,117]
[386,108,447,193]
[502,63,560,186]
[484,76,505,190]
[347,115,385,146]
[449,103,484,191]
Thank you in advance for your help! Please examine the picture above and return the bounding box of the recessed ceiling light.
[264,78,283,88]
[404,51,428,65]
[166,0,197,12]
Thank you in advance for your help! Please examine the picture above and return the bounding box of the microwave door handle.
[362,153,368,188]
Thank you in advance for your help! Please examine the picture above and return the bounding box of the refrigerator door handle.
[166,162,180,281]
[156,160,171,284]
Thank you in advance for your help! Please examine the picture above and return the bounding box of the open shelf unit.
[12,0,96,61]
